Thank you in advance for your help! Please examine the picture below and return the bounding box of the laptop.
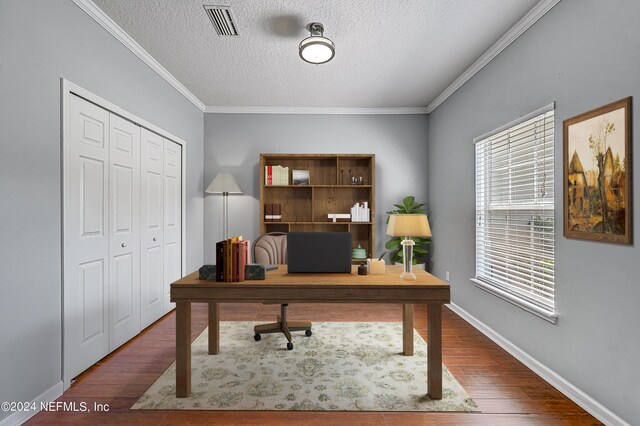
[287,232,352,273]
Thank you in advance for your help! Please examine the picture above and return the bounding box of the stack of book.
[265,165,290,185]
[351,202,370,222]
[215,235,250,282]
[264,204,282,222]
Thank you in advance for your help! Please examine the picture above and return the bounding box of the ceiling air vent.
[204,5,239,37]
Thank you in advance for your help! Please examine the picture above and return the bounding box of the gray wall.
[428,0,639,422]
[0,0,204,419]
[204,114,428,263]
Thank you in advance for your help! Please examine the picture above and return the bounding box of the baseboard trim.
[447,303,629,426]
[0,381,64,426]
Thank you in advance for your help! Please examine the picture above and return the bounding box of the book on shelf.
[350,201,370,222]
[264,203,282,222]
[265,165,289,185]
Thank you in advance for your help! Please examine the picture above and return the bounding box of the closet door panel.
[141,129,165,328]
[65,95,110,379]
[108,114,141,350]
[163,139,182,313]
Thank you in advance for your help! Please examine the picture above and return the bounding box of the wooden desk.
[170,265,450,399]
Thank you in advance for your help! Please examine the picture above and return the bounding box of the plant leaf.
[403,196,415,210]
[385,239,401,250]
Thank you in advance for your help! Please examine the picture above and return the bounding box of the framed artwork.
[292,169,310,185]
[563,97,632,244]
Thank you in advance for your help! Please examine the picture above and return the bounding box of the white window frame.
[472,103,557,323]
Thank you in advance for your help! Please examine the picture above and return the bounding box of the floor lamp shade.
[386,214,431,280]
[206,173,243,240]
[205,172,243,194]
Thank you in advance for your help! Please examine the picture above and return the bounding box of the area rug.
[132,322,478,412]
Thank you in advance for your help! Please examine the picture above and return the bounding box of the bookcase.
[260,154,375,261]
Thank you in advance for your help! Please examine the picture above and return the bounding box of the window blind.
[475,105,555,316]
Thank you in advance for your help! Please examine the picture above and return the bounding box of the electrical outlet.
[445,271,450,282]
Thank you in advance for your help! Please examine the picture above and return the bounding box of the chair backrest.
[253,232,287,265]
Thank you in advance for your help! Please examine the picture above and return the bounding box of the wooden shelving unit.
[260,154,375,261]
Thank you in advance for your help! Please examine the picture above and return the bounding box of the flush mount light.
[299,22,335,64]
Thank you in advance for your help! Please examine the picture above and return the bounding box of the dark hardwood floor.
[29,303,600,425]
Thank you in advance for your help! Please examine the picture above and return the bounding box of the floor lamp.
[205,173,243,240]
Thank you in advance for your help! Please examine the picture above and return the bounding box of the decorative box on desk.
[199,264,267,281]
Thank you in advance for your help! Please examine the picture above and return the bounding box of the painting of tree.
[563,97,632,244]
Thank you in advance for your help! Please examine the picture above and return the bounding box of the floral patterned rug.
[132,321,478,412]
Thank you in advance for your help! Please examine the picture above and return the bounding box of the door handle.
[121,243,127,248]
[153,237,157,241]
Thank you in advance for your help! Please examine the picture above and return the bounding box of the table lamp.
[205,172,243,239]
[386,214,431,280]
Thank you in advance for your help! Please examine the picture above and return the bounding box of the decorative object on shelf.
[299,22,335,64]
[328,213,350,222]
[352,243,366,259]
[206,172,243,240]
[340,169,345,184]
[386,214,431,280]
[385,196,430,265]
[563,97,632,244]
[292,169,310,185]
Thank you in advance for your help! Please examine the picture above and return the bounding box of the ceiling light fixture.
[299,22,335,64]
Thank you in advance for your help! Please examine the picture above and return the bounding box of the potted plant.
[385,196,431,265]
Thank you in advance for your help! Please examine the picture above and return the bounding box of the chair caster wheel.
[305,329,312,337]
[287,342,293,350]
[254,334,261,341]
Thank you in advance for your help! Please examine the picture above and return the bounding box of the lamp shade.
[205,172,243,194]
[386,214,431,237]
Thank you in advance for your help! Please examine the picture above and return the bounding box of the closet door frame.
[61,79,187,389]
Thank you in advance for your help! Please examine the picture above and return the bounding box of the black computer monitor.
[287,232,352,273]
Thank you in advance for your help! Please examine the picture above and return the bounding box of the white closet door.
[65,95,110,379]
[163,139,182,313]
[108,114,141,350]
[140,128,165,328]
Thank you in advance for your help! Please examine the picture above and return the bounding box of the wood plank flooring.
[29,303,601,425]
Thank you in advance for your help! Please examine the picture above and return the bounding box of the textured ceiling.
[92,0,539,109]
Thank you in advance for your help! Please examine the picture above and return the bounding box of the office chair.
[252,232,312,350]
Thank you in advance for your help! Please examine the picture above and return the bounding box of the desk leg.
[427,303,443,399]
[208,302,219,355]
[176,301,191,398]
[403,304,414,356]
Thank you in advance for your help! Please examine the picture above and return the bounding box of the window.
[474,103,556,322]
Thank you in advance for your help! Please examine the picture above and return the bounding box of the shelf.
[263,185,371,188]
[265,221,373,225]
[260,153,375,257]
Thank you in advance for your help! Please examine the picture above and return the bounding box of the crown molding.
[74,0,559,116]
[71,0,206,112]
[426,0,561,113]
[204,106,428,115]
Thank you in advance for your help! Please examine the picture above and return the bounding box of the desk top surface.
[172,265,449,289]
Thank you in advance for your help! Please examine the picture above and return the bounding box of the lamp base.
[400,237,417,280]
[400,271,417,280]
